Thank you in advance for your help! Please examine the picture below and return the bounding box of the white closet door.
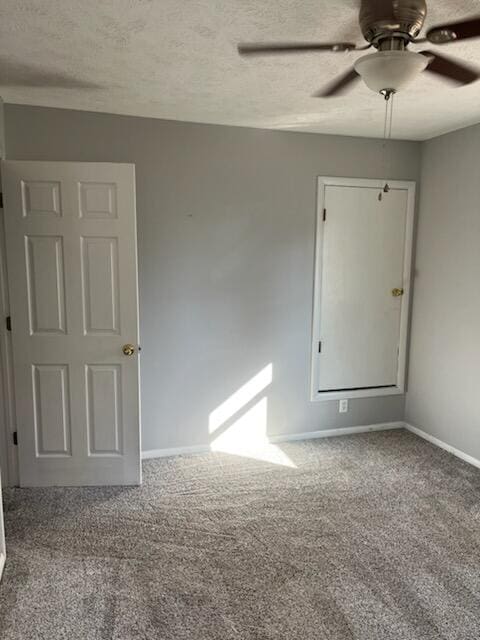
[312,178,415,399]
[3,161,141,487]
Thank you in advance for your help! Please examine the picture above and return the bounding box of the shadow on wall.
[208,363,296,468]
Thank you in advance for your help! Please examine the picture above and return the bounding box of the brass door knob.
[392,288,404,297]
[122,344,135,356]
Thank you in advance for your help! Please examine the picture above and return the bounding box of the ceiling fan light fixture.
[354,50,429,93]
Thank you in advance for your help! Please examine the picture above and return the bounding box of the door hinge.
[13,431,18,446]
[5,315,11,331]
[323,208,326,221]
[318,341,322,353]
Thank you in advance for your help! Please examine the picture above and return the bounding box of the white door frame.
[0,95,10,580]
[310,176,416,402]
[0,206,19,487]
[0,94,19,489]
[0,115,19,486]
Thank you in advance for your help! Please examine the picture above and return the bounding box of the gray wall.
[5,105,421,452]
[406,125,480,460]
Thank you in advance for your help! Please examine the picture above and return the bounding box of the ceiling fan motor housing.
[360,0,427,45]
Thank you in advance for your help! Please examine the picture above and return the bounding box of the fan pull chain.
[379,90,395,202]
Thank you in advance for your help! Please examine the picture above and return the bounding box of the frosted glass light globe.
[354,50,430,93]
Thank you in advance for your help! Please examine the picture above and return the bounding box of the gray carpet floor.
[1,430,480,639]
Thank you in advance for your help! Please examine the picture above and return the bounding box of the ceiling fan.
[238,0,480,97]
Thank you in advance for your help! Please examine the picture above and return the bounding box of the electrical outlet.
[339,399,349,413]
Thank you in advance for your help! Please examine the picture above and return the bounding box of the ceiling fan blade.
[426,16,480,44]
[314,67,360,97]
[238,42,358,55]
[419,51,479,85]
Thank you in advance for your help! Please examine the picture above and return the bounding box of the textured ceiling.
[2,0,480,140]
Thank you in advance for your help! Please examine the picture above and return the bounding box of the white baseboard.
[405,423,480,470]
[141,421,404,460]
[141,443,210,460]
[268,421,404,444]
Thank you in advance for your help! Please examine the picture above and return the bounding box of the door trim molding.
[310,176,416,402]
[141,421,404,460]
[405,423,480,470]
[0,100,19,487]
[0,207,18,487]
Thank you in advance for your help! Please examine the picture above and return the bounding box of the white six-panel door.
[2,161,141,486]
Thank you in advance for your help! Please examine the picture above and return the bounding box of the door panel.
[26,235,67,334]
[79,182,117,219]
[3,161,140,486]
[316,183,410,394]
[81,236,120,334]
[86,364,122,455]
[22,180,62,218]
[32,364,72,456]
